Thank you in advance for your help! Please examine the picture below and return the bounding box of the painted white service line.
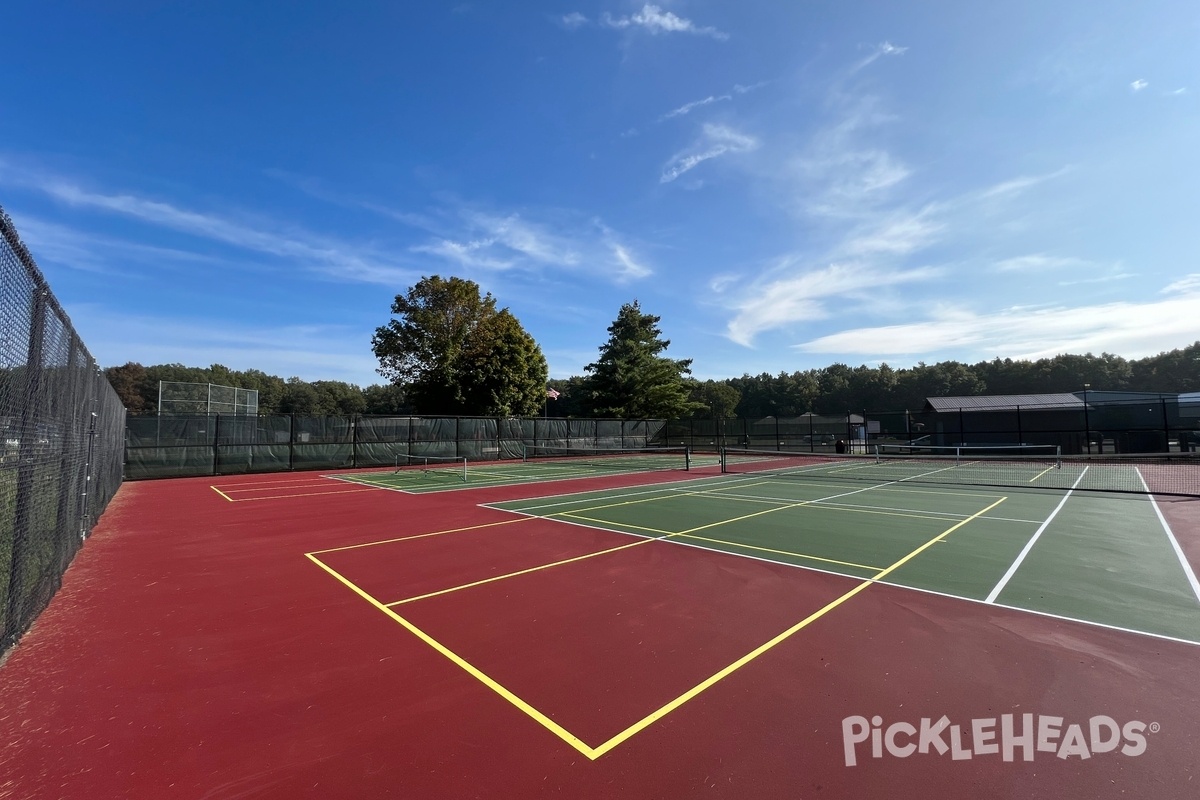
[1136,467,1200,604]
[984,466,1090,604]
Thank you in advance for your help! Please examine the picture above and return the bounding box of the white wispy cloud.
[993,253,1091,272]
[1130,79,1149,91]
[1056,272,1135,286]
[851,41,908,73]
[660,94,731,120]
[601,4,728,40]
[977,166,1071,200]
[797,148,912,217]
[733,81,768,94]
[13,215,233,276]
[610,243,652,280]
[593,220,653,280]
[66,304,382,383]
[410,237,513,270]
[1163,273,1200,293]
[793,279,1200,361]
[724,262,941,346]
[468,212,582,265]
[781,95,913,220]
[651,81,765,128]
[841,208,944,257]
[264,166,652,285]
[661,123,758,183]
[406,208,654,285]
[2,164,416,285]
[1168,87,1188,96]
[561,12,588,29]
[263,168,434,229]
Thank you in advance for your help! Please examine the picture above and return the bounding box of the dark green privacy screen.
[124,415,669,479]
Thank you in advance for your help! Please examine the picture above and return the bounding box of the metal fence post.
[212,414,221,475]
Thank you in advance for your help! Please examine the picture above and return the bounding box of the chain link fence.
[668,398,1200,457]
[1,207,126,654]
[124,415,667,479]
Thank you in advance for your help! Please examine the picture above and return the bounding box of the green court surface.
[330,451,711,494]
[484,474,1200,644]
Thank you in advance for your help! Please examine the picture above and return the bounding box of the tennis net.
[522,444,690,473]
[720,447,1200,496]
[874,443,1061,464]
[394,453,468,481]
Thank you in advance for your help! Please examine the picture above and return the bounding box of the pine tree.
[584,301,700,418]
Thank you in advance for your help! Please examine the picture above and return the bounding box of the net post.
[684,446,691,471]
[1055,445,1062,469]
[719,446,728,473]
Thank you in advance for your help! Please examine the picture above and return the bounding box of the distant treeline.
[106,341,1200,418]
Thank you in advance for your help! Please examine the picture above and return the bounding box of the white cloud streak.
[2,166,416,285]
[1163,273,1200,293]
[601,4,728,40]
[561,12,588,29]
[993,254,1090,272]
[67,304,382,384]
[1131,79,1149,91]
[794,281,1200,361]
[851,41,908,73]
[725,262,942,346]
[13,215,232,276]
[409,209,653,284]
[661,94,731,120]
[661,124,758,183]
[977,166,1071,200]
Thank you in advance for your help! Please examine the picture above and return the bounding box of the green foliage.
[584,301,703,419]
[714,342,1200,418]
[362,383,410,415]
[456,309,548,416]
[688,379,741,418]
[103,362,151,412]
[545,376,589,417]
[371,275,548,415]
[101,339,1200,420]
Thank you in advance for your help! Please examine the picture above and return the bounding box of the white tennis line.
[1135,467,1200,604]
[984,467,1090,604]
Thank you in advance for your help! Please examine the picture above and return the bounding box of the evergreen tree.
[584,301,701,419]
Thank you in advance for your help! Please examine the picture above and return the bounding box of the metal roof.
[925,393,1084,412]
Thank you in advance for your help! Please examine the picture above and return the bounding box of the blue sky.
[1,1,1197,387]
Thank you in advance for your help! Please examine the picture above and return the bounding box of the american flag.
[546,388,561,400]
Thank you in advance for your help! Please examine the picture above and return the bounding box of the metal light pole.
[1082,383,1091,455]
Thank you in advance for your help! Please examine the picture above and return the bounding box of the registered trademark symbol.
[1149,722,1161,734]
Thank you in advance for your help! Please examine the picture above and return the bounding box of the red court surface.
[1,470,1198,799]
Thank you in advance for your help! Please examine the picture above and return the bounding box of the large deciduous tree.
[584,301,700,419]
[104,362,152,412]
[371,276,548,415]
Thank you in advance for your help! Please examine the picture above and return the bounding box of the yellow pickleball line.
[586,495,1008,758]
[310,481,1007,761]
[210,486,235,502]
[386,535,661,606]
[306,551,599,759]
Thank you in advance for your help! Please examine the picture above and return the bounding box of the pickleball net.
[522,444,691,473]
[394,453,468,482]
[720,447,1200,496]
